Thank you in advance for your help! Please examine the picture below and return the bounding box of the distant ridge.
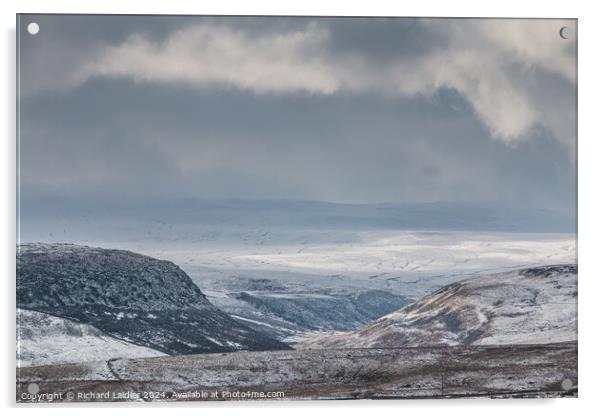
[20,198,575,245]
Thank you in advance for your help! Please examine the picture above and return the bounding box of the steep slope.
[17,309,164,367]
[228,289,413,339]
[299,265,577,349]
[17,243,289,355]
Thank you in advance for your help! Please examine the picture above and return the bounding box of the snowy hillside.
[17,309,164,367]
[17,243,289,356]
[299,265,577,349]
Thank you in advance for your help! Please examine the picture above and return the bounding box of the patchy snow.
[17,343,577,401]
[204,336,223,346]
[231,315,278,329]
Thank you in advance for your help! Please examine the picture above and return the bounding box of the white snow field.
[17,309,165,367]
[139,230,576,298]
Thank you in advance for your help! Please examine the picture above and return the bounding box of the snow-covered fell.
[17,243,289,356]
[299,265,577,349]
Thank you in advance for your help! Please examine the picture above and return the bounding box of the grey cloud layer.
[21,17,576,145]
[18,16,576,217]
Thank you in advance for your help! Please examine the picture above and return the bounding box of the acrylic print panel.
[16,14,577,402]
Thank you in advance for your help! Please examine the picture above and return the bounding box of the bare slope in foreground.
[17,342,576,401]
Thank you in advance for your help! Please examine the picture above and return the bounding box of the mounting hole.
[559,26,570,40]
[27,22,40,35]
[27,383,39,394]
[561,378,573,390]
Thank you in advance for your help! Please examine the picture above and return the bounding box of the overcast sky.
[18,15,576,216]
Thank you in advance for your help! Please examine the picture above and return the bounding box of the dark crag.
[17,243,289,355]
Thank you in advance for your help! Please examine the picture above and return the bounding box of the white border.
[2,1,600,415]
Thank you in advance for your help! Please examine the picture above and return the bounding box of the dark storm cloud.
[19,15,576,142]
[325,17,450,62]
[17,15,576,218]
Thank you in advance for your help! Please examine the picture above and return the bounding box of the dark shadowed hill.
[17,243,289,354]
